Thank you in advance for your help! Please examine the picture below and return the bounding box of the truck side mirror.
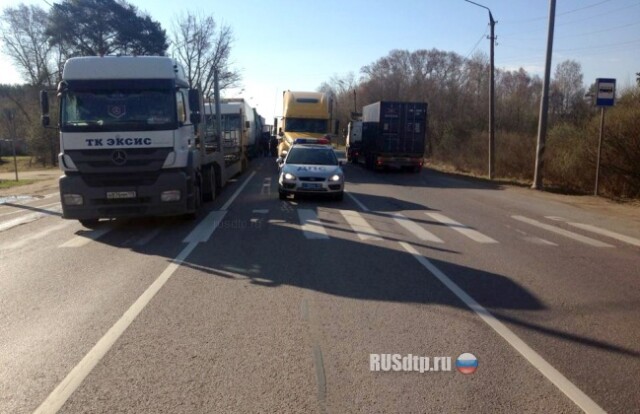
[40,90,50,127]
[188,89,201,124]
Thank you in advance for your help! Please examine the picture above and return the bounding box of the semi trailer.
[358,101,427,172]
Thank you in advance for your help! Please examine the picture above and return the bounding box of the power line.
[503,20,640,42]
[501,0,621,25]
[465,27,489,59]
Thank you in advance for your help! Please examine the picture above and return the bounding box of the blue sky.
[1,0,639,121]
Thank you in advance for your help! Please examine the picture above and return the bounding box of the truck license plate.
[106,191,136,199]
[302,183,321,189]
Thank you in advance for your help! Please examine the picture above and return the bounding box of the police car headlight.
[329,174,342,182]
[283,172,296,181]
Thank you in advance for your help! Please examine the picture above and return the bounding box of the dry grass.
[0,156,57,173]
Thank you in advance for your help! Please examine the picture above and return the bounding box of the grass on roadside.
[0,179,36,189]
[0,156,56,173]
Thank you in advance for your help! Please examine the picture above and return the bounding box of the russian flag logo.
[456,353,478,375]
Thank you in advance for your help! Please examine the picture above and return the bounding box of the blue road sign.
[595,78,616,107]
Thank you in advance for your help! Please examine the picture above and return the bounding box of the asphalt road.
[1,157,639,413]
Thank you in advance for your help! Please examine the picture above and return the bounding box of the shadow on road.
[87,158,640,360]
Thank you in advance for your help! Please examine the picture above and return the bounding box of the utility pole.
[353,89,357,114]
[464,0,496,180]
[213,69,222,153]
[532,0,557,190]
[594,107,605,196]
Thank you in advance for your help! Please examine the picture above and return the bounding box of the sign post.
[594,78,615,196]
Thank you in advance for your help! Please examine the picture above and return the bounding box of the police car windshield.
[286,147,338,165]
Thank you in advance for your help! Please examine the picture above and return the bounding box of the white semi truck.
[40,56,243,227]
[203,98,262,161]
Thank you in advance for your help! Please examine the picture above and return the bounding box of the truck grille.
[67,148,172,174]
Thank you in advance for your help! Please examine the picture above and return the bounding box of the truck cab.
[278,91,331,158]
[41,56,219,226]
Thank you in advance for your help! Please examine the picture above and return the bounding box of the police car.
[277,143,344,201]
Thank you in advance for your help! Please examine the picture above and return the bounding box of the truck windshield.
[206,113,240,134]
[61,86,177,132]
[285,118,328,133]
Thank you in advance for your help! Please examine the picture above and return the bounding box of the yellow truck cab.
[278,91,331,157]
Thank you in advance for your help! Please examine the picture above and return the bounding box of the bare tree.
[0,4,56,87]
[171,11,240,96]
[552,59,584,117]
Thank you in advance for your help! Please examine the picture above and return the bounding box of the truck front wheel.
[79,219,100,228]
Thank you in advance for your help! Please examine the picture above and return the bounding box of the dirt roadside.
[0,170,61,198]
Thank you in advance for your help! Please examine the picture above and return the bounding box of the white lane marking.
[134,228,162,247]
[220,171,256,211]
[387,212,444,243]
[298,209,329,239]
[400,241,606,414]
[33,240,201,414]
[34,171,252,414]
[183,210,227,243]
[525,237,558,246]
[0,202,61,218]
[515,229,557,246]
[426,212,498,244]
[566,222,640,248]
[59,227,111,248]
[340,210,383,241]
[0,206,63,232]
[345,191,370,212]
[261,177,271,195]
[1,221,73,250]
[545,216,566,221]
[252,209,269,214]
[512,216,614,248]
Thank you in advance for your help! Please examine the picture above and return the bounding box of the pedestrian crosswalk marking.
[298,209,329,239]
[340,210,383,241]
[385,212,444,243]
[512,215,614,248]
[426,212,498,244]
[59,227,111,248]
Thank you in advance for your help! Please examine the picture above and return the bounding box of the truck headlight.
[329,174,342,182]
[283,173,296,181]
[63,194,83,205]
[161,190,181,202]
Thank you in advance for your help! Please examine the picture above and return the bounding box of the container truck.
[277,91,331,158]
[40,55,243,227]
[358,101,427,172]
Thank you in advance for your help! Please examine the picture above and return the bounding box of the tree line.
[0,0,239,166]
[321,49,640,199]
